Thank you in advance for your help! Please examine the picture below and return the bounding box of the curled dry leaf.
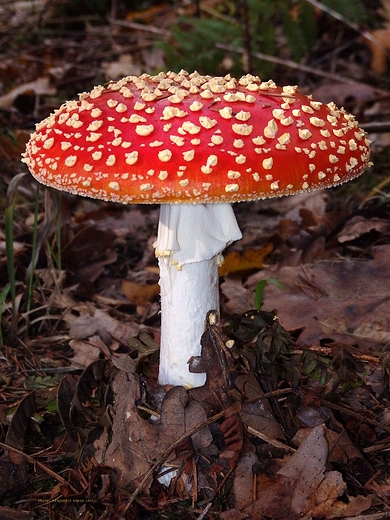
[57,374,79,442]
[57,360,114,443]
[103,366,213,490]
[335,215,390,244]
[67,307,141,368]
[104,368,157,488]
[239,425,371,519]
[0,77,56,109]
[5,393,36,451]
[219,410,244,470]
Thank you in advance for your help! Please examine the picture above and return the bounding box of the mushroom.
[22,70,371,388]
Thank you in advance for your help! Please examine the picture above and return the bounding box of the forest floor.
[2,1,390,519]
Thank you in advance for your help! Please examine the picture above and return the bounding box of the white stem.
[158,256,218,387]
[155,203,242,388]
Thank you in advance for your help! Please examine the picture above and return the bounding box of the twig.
[108,17,171,37]
[343,514,390,520]
[362,121,390,133]
[292,345,381,365]
[216,42,389,94]
[319,400,390,435]
[198,501,213,520]
[364,175,390,201]
[7,366,80,376]
[246,425,296,452]
[304,0,390,55]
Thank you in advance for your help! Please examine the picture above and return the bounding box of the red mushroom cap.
[23,70,371,204]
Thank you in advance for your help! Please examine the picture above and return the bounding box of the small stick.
[216,42,389,94]
[246,426,295,452]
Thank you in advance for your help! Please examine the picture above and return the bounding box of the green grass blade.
[254,277,286,310]
[5,172,26,330]
[26,184,40,312]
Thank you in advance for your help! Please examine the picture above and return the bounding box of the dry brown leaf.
[247,244,390,348]
[312,81,380,109]
[220,276,254,315]
[68,307,140,345]
[69,336,108,368]
[235,374,285,440]
[310,481,371,519]
[233,451,259,509]
[159,386,188,454]
[219,243,273,277]
[276,426,328,512]
[122,279,160,305]
[104,371,205,489]
[321,318,390,343]
[189,324,235,406]
[102,54,141,81]
[326,429,363,465]
[104,369,158,488]
[0,77,56,109]
[184,401,213,450]
[336,215,390,243]
[363,28,390,74]
[241,426,369,519]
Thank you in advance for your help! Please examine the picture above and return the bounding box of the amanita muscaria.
[23,70,371,388]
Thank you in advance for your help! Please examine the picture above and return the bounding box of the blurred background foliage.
[27,0,373,79]
[139,0,369,77]
[159,0,319,76]
[1,0,380,96]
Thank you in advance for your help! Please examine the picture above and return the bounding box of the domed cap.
[23,70,371,204]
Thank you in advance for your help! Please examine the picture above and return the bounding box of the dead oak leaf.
[104,369,158,489]
[219,243,273,277]
[69,307,141,345]
[122,279,160,305]
[104,371,212,491]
